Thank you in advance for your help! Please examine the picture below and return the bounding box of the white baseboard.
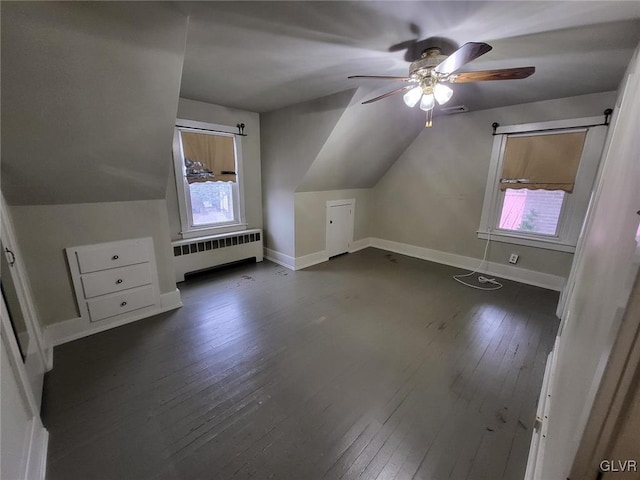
[350,237,372,253]
[266,238,372,272]
[160,288,183,310]
[269,238,564,291]
[295,250,329,270]
[265,247,329,271]
[370,237,565,291]
[264,248,295,270]
[45,289,183,347]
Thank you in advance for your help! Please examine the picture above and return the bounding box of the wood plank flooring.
[42,248,559,480]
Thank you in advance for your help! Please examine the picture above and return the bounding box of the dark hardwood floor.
[42,248,559,480]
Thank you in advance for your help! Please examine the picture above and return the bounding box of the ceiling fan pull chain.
[425,109,433,128]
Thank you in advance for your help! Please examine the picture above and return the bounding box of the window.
[478,116,608,252]
[499,188,566,236]
[173,119,246,238]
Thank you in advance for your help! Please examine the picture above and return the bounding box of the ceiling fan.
[349,42,535,127]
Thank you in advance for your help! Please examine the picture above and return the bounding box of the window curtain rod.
[180,123,247,136]
[492,109,612,136]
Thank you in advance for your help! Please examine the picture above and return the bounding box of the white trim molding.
[479,118,608,252]
[265,238,371,272]
[1,195,52,372]
[264,248,295,270]
[25,418,49,480]
[267,238,564,291]
[160,288,183,310]
[524,337,560,480]
[45,290,183,347]
[350,237,372,253]
[173,119,247,239]
[1,295,49,480]
[370,238,565,291]
[295,251,329,270]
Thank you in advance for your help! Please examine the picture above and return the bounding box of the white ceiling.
[178,1,640,113]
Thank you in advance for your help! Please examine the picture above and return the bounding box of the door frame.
[325,199,355,258]
[0,196,51,373]
[1,286,49,480]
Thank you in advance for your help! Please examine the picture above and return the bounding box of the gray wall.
[7,201,175,327]
[295,189,373,257]
[372,91,617,277]
[261,84,424,259]
[0,2,188,327]
[167,98,263,240]
[296,87,424,192]
[1,2,187,205]
[260,90,355,257]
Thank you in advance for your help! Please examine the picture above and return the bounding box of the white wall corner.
[295,250,329,270]
[350,237,372,253]
[160,288,183,310]
[370,237,565,292]
[264,247,295,270]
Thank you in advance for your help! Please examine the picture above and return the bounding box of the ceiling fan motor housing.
[409,48,448,77]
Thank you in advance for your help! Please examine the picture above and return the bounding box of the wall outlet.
[509,253,519,264]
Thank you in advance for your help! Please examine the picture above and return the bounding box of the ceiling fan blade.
[448,66,535,83]
[434,42,492,75]
[362,85,414,104]
[349,75,413,82]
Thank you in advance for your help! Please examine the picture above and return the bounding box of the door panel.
[326,203,354,258]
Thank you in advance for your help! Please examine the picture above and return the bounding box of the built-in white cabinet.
[66,238,161,324]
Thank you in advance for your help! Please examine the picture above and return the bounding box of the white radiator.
[172,229,263,282]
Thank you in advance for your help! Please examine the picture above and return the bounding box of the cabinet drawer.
[77,241,149,273]
[81,263,152,299]
[87,285,155,322]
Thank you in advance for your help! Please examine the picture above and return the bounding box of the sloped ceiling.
[2,2,639,204]
[296,86,425,192]
[181,1,639,193]
[178,1,640,113]
[1,2,188,205]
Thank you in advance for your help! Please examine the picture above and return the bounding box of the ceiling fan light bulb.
[403,87,423,108]
[434,83,453,105]
[419,93,435,111]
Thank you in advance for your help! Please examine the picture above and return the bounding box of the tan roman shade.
[499,131,586,192]
[180,132,237,183]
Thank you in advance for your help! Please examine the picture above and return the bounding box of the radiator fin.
[173,232,261,257]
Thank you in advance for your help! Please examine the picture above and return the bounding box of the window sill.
[181,223,248,239]
[477,230,576,253]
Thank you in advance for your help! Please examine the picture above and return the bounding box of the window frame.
[478,116,608,252]
[173,119,247,239]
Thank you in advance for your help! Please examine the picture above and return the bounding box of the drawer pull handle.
[112,255,119,260]
[116,279,123,284]
[120,301,127,307]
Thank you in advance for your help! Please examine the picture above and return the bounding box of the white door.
[326,200,355,258]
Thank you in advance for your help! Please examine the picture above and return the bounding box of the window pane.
[189,181,234,226]
[499,189,565,236]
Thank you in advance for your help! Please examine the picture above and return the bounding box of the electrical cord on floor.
[453,229,503,291]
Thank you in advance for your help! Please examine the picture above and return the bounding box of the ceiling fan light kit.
[349,42,535,128]
[419,93,435,111]
[403,86,423,108]
[434,83,453,105]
